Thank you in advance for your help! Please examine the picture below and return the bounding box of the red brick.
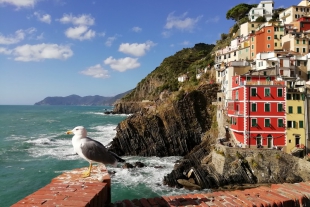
[153,197,170,207]
[132,198,143,207]
[122,199,135,207]
[140,198,152,207]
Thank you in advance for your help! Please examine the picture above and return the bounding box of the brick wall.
[11,167,111,207]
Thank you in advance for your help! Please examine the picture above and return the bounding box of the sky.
[0,0,293,105]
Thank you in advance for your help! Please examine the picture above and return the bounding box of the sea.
[0,105,200,207]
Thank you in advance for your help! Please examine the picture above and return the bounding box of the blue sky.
[0,0,292,105]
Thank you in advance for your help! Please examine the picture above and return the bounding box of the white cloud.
[161,30,171,38]
[104,56,140,72]
[118,41,155,57]
[0,30,25,45]
[12,43,73,62]
[59,14,95,26]
[65,25,96,41]
[34,12,51,24]
[132,26,142,32]
[59,14,96,41]
[180,41,190,46]
[105,36,117,47]
[0,0,39,8]
[0,47,12,55]
[80,64,110,79]
[165,12,202,31]
[36,32,44,40]
[205,16,220,24]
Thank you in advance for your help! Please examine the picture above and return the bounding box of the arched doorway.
[256,134,262,148]
[267,134,273,148]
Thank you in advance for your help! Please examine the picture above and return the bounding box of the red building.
[297,17,310,32]
[227,74,286,148]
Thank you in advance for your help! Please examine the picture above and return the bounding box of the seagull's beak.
[66,130,73,135]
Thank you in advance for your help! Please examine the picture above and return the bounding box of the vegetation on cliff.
[121,43,215,102]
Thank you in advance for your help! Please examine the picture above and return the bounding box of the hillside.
[121,43,215,102]
[34,90,132,106]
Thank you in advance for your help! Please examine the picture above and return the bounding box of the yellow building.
[285,82,306,157]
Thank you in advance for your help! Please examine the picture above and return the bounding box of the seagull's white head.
[66,126,87,137]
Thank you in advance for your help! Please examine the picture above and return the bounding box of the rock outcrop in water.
[108,83,219,157]
[163,144,310,190]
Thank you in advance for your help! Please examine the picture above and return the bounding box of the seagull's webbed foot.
[82,163,92,178]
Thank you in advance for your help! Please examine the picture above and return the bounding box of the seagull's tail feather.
[109,151,125,163]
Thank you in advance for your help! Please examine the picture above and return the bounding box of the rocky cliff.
[163,144,310,190]
[108,83,219,156]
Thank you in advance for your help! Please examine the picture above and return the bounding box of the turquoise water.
[0,105,191,206]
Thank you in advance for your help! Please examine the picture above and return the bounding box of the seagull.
[66,126,125,177]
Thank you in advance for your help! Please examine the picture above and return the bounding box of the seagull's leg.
[82,162,92,177]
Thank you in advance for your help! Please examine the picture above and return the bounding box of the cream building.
[279,0,310,24]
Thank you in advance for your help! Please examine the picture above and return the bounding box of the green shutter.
[252,119,257,127]
[278,119,283,127]
[299,121,304,128]
[265,88,270,96]
[251,88,256,96]
[265,103,270,112]
[293,121,296,128]
[278,103,283,112]
[265,119,270,127]
[252,103,256,112]
[277,88,282,97]
[288,106,293,113]
[298,106,302,114]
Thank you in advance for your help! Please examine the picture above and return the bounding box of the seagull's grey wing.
[81,137,117,165]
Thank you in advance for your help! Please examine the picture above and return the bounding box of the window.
[251,118,257,127]
[264,88,270,97]
[251,88,257,96]
[252,45,254,49]
[278,119,284,127]
[297,39,300,44]
[267,44,270,48]
[287,93,292,100]
[267,36,271,40]
[265,103,270,112]
[299,120,304,128]
[287,121,296,128]
[303,48,306,53]
[297,106,302,114]
[288,106,293,113]
[252,23,254,27]
[275,42,278,47]
[252,103,257,112]
[297,60,301,66]
[267,29,271,33]
[303,39,306,44]
[277,88,283,97]
[297,48,300,53]
[265,119,270,127]
[278,103,283,112]
[274,35,277,39]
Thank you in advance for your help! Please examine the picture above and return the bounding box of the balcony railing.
[240,81,285,86]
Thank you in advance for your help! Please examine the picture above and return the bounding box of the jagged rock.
[177,179,201,190]
[135,162,145,168]
[164,144,310,190]
[122,163,134,169]
[108,84,218,157]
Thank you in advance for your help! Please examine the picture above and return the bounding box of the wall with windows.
[285,92,306,154]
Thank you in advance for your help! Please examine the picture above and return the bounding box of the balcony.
[234,110,244,116]
[240,80,286,86]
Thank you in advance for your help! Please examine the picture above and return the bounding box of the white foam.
[110,156,199,198]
